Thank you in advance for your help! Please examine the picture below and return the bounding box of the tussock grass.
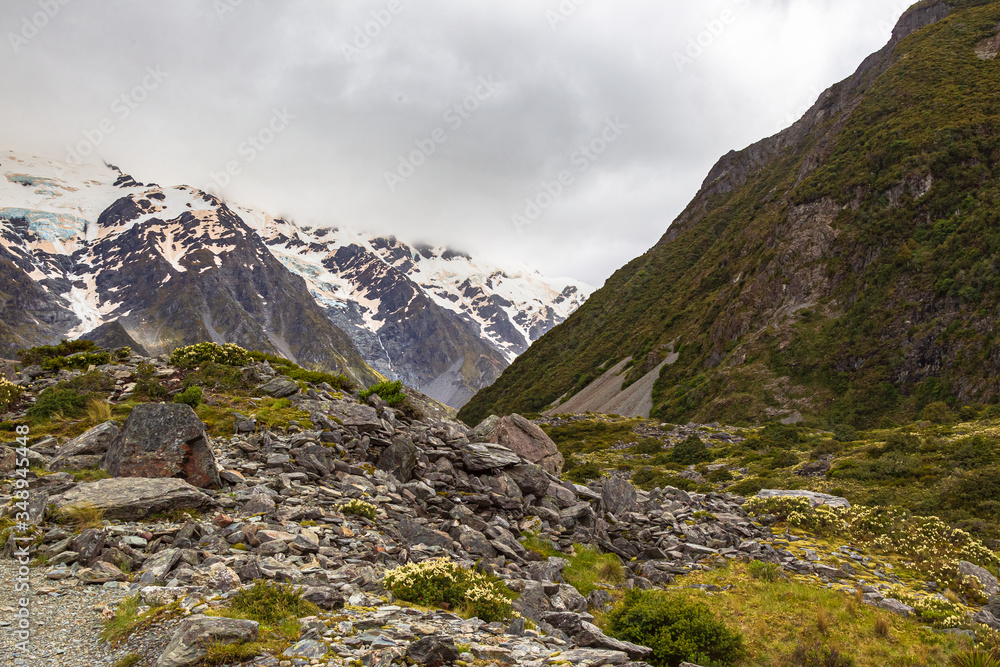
[101,595,182,647]
[54,502,105,530]
[202,641,263,664]
[652,563,974,666]
[85,398,113,423]
[111,653,142,667]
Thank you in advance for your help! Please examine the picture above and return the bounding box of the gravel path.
[0,560,154,667]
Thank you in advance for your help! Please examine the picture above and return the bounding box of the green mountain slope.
[461,0,1000,428]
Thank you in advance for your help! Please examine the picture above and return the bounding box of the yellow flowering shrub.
[0,377,22,411]
[383,557,517,623]
[743,496,1000,603]
[340,499,377,521]
[169,342,253,368]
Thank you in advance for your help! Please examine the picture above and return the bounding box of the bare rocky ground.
[1,353,998,666]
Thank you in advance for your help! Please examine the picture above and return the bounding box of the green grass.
[111,654,142,667]
[63,468,111,483]
[54,503,105,530]
[215,581,319,626]
[637,562,977,667]
[564,544,626,595]
[101,595,183,646]
[520,535,626,596]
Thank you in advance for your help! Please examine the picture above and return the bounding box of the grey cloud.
[1,0,910,284]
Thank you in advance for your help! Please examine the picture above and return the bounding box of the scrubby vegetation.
[606,588,745,667]
[744,496,1000,605]
[359,380,407,407]
[383,557,518,623]
[18,339,99,366]
[0,378,22,411]
[340,499,377,521]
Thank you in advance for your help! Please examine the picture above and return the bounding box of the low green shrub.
[225,581,319,626]
[359,380,407,407]
[383,557,516,623]
[173,386,203,408]
[55,370,116,394]
[727,477,766,497]
[790,642,856,667]
[340,499,377,521]
[27,388,88,421]
[670,435,711,465]
[606,589,744,667]
[707,467,734,483]
[831,424,859,443]
[767,450,800,470]
[748,560,781,582]
[41,351,111,371]
[921,401,957,424]
[566,460,603,483]
[18,339,97,366]
[632,438,665,455]
[132,362,168,400]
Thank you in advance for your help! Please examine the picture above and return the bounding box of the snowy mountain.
[0,150,591,406]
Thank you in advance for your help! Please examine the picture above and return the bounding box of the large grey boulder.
[102,403,221,489]
[755,489,851,508]
[878,598,915,617]
[987,594,1000,617]
[959,561,999,598]
[506,463,551,497]
[541,612,652,660]
[72,529,106,567]
[328,400,383,433]
[601,476,638,516]
[557,649,630,666]
[974,609,1000,631]
[407,636,459,667]
[155,615,259,667]
[52,478,212,521]
[47,421,121,470]
[377,436,419,482]
[474,414,564,475]
[400,518,454,549]
[257,377,299,398]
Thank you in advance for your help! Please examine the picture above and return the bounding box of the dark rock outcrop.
[102,403,221,489]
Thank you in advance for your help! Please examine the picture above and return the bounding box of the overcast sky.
[1,0,912,286]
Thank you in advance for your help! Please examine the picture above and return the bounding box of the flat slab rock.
[51,477,213,520]
[756,489,851,508]
[553,648,631,666]
[461,442,522,471]
[156,615,259,667]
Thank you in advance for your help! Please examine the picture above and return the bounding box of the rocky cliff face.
[462,0,1000,427]
[0,152,590,404]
